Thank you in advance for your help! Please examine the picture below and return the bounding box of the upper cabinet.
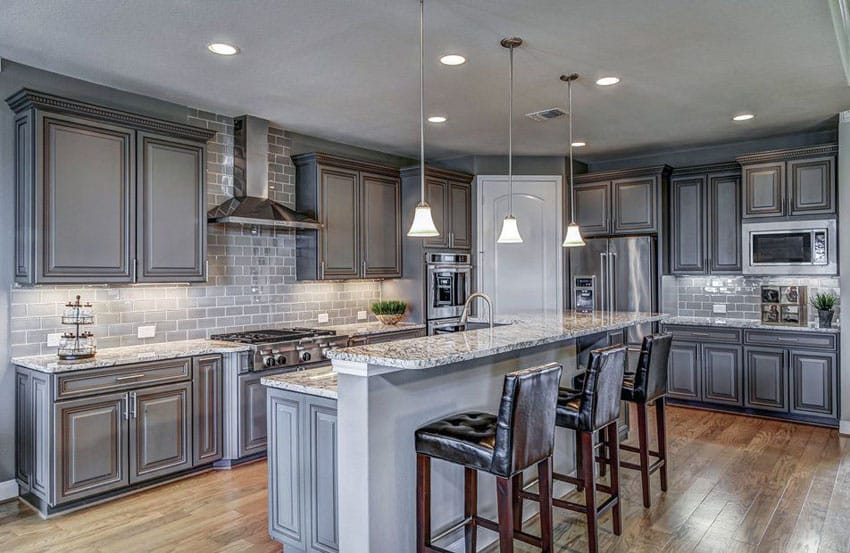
[400,167,473,250]
[7,89,214,285]
[668,163,741,275]
[737,144,836,220]
[572,165,670,237]
[293,153,402,280]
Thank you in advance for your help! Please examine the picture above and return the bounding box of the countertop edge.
[662,317,840,334]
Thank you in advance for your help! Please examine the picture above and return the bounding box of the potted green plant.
[371,300,408,325]
[810,292,839,328]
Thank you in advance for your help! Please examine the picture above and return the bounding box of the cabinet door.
[423,178,449,248]
[54,392,129,504]
[238,372,269,457]
[39,114,135,283]
[669,176,706,274]
[307,398,340,553]
[789,157,835,216]
[790,350,837,418]
[268,391,306,550]
[448,181,472,249]
[612,177,656,234]
[744,348,788,412]
[668,342,701,400]
[193,355,223,466]
[137,132,206,282]
[742,163,784,218]
[319,166,360,279]
[702,345,743,406]
[708,174,742,274]
[130,382,192,483]
[15,371,32,490]
[361,172,401,278]
[573,182,610,236]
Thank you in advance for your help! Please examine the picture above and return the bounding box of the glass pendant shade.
[561,222,586,247]
[407,202,439,237]
[497,215,523,243]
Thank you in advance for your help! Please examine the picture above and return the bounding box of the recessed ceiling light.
[733,113,755,121]
[571,141,587,147]
[440,54,467,66]
[595,76,620,86]
[428,116,447,123]
[207,43,240,56]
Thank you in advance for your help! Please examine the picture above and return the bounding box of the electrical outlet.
[317,313,329,324]
[357,310,368,320]
[713,304,727,314]
[47,333,62,347]
[138,325,156,339]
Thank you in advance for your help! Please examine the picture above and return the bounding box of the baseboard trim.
[0,479,18,503]
[839,420,850,436]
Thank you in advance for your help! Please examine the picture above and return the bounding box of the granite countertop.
[12,339,252,373]
[321,321,425,337]
[261,366,338,400]
[327,311,668,370]
[663,316,840,334]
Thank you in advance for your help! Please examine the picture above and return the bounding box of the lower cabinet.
[790,350,837,418]
[238,372,270,458]
[744,348,787,412]
[702,345,743,406]
[268,388,339,553]
[129,382,192,483]
[668,342,701,400]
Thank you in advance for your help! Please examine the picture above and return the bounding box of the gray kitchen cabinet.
[708,173,742,273]
[307,399,340,553]
[54,391,130,504]
[7,89,214,285]
[238,372,269,458]
[668,342,701,400]
[573,181,610,236]
[669,176,706,274]
[15,372,32,492]
[399,167,474,251]
[294,153,402,279]
[448,180,472,249]
[702,345,743,406]
[193,355,223,466]
[423,177,449,249]
[744,348,788,412]
[737,144,837,219]
[129,382,192,483]
[137,132,206,282]
[790,350,837,418]
[612,177,656,234]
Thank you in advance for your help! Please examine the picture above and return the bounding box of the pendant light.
[407,0,439,237]
[497,37,523,244]
[561,73,586,248]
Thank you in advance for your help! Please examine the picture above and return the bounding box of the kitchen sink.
[432,321,511,334]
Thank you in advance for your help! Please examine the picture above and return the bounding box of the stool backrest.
[580,344,627,430]
[491,362,563,477]
[633,334,673,402]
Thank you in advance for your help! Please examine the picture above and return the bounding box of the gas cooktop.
[211,328,349,371]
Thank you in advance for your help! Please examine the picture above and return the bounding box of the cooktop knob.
[301,352,312,362]
[263,356,276,367]
[275,355,287,365]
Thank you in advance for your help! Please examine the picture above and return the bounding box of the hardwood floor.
[1,406,848,552]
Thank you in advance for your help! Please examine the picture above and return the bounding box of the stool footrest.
[474,516,543,548]
[620,443,661,458]
[621,457,665,474]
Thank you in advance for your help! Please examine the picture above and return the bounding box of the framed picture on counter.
[762,304,780,324]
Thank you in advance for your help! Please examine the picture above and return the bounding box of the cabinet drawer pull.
[115,373,146,382]
[129,392,137,418]
[777,337,799,342]
[121,397,129,420]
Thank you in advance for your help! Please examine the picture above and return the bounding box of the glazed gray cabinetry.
[744,348,787,411]
[667,339,742,405]
[6,89,214,285]
[130,382,192,483]
[400,166,474,250]
[268,388,339,553]
[238,372,269,458]
[294,153,401,279]
[737,144,836,219]
[193,356,224,465]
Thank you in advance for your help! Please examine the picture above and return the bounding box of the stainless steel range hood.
[207,115,321,229]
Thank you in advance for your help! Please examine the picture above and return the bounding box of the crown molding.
[736,143,838,164]
[574,164,672,184]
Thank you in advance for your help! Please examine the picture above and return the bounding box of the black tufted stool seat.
[415,363,562,553]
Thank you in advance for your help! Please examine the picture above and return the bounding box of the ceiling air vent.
[525,107,567,122]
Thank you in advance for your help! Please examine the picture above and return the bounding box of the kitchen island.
[263,310,665,553]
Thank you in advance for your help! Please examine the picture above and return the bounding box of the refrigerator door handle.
[608,252,617,313]
[599,252,607,312]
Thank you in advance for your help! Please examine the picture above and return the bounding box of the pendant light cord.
[508,44,514,216]
[568,78,575,224]
[419,0,425,204]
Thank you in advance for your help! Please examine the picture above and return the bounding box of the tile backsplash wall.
[9,109,382,357]
[670,275,840,324]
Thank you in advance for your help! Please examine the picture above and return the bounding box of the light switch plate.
[138,325,156,339]
[713,304,727,314]
[47,333,62,347]
[357,310,368,320]
[317,313,329,324]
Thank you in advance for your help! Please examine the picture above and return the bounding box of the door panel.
[423,178,449,248]
[669,176,706,274]
[193,355,223,466]
[743,163,784,218]
[789,157,834,216]
[708,174,742,273]
[130,382,192,483]
[238,372,269,457]
[668,342,701,400]
[268,393,306,549]
[319,166,360,278]
[308,400,340,553]
[361,172,401,278]
[612,177,656,233]
[573,182,610,236]
[744,348,788,412]
[790,350,836,418]
[702,345,743,405]
[448,181,472,249]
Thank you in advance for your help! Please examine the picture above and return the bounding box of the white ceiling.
[1,0,847,161]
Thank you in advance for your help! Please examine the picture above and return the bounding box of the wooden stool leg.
[656,397,668,492]
[598,429,607,477]
[581,431,598,553]
[607,424,622,536]
[537,457,554,553]
[464,467,478,553]
[637,402,651,508]
[417,454,431,552]
[574,430,584,492]
[512,472,523,530]
[496,476,515,553]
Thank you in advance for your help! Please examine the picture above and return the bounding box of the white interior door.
[477,175,563,317]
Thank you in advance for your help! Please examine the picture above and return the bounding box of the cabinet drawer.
[743,330,836,350]
[664,325,741,344]
[55,358,192,400]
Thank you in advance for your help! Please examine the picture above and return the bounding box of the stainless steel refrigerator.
[569,236,657,347]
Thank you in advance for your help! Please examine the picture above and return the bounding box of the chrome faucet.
[459,292,494,329]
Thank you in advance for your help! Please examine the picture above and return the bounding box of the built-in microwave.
[742,219,837,275]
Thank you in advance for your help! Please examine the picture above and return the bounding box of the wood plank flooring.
[1,406,848,552]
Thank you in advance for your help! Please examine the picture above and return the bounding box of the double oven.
[425,252,472,334]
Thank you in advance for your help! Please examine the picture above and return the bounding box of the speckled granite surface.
[321,321,425,337]
[261,367,338,399]
[327,311,668,370]
[12,339,251,373]
[663,316,840,334]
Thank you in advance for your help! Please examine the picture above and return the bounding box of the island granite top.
[12,339,251,373]
[663,316,840,334]
[327,311,668,371]
[261,367,338,400]
[321,320,425,337]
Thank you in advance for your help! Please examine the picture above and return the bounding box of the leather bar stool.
[415,362,563,553]
[522,344,626,553]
